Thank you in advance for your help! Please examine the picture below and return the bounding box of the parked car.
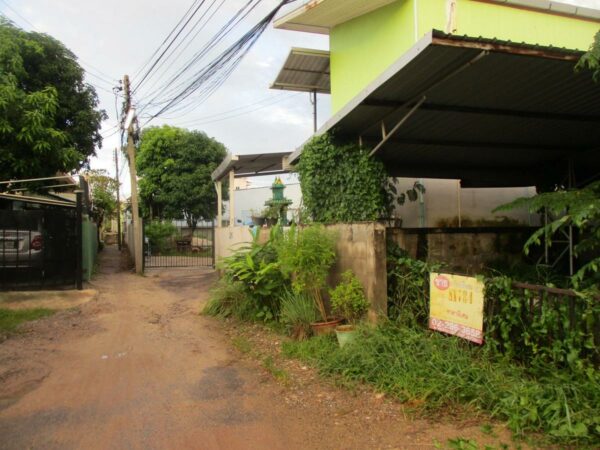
[0,229,44,267]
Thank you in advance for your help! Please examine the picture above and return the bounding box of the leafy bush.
[276,224,337,320]
[279,289,319,340]
[203,279,258,320]
[283,323,600,444]
[296,133,390,222]
[145,221,176,253]
[330,270,369,324]
[386,242,441,326]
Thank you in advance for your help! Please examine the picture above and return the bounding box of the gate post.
[76,191,83,290]
[211,219,216,268]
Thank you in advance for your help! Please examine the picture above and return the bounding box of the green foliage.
[144,221,176,254]
[329,270,369,324]
[282,323,600,444]
[386,242,441,326]
[279,289,319,340]
[296,133,390,222]
[387,247,599,368]
[86,169,118,228]
[0,308,54,334]
[203,279,259,321]
[495,181,600,288]
[276,224,337,320]
[136,125,227,227]
[576,30,600,82]
[0,19,105,180]
[484,276,600,369]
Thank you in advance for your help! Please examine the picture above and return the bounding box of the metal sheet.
[271,47,330,94]
[290,31,600,187]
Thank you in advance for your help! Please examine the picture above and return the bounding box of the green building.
[272,0,600,190]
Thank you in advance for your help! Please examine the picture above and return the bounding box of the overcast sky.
[0,0,330,192]
[1,0,599,194]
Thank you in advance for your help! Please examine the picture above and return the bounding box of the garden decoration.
[264,177,293,226]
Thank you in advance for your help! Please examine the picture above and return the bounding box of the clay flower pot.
[310,317,343,336]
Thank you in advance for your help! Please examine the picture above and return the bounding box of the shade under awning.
[289,30,600,188]
[271,47,330,94]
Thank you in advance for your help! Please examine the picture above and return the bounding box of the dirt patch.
[0,289,98,311]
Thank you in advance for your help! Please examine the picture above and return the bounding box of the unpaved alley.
[0,246,512,450]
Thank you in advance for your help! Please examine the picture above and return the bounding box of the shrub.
[330,270,369,324]
[276,224,337,320]
[279,289,319,340]
[203,279,258,320]
[145,221,176,253]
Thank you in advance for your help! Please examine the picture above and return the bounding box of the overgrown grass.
[0,308,55,334]
[282,323,600,445]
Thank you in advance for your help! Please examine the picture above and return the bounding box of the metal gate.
[0,209,79,290]
[143,221,214,268]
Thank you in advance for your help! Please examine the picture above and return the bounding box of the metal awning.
[212,152,292,182]
[271,47,330,94]
[0,192,76,208]
[289,30,600,188]
[274,0,397,35]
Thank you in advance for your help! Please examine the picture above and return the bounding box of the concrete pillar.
[215,181,222,228]
[228,169,235,228]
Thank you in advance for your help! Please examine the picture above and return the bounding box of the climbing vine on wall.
[296,133,390,222]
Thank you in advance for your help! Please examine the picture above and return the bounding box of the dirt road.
[0,246,513,450]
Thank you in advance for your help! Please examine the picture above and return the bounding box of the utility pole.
[114,147,122,250]
[123,74,143,274]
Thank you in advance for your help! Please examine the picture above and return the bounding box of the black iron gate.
[0,209,79,290]
[143,221,214,268]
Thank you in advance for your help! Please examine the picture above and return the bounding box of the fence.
[143,221,214,268]
[0,209,80,290]
[485,281,600,366]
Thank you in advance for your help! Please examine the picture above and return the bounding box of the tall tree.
[136,125,227,231]
[0,18,106,181]
[86,169,118,229]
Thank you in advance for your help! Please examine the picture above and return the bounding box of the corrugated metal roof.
[0,192,76,208]
[274,0,396,35]
[290,30,600,188]
[271,47,330,94]
[212,152,292,182]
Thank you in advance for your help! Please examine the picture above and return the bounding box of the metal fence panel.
[143,222,214,268]
[0,209,78,290]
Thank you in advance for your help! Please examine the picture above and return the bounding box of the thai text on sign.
[429,273,484,344]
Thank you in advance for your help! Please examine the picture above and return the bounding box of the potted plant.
[330,270,370,347]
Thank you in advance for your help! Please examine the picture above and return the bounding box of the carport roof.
[212,152,292,182]
[289,30,600,188]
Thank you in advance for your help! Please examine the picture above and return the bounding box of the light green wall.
[330,0,600,112]
[82,217,98,281]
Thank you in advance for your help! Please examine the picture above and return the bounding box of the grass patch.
[262,355,290,384]
[0,308,55,334]
[231,336,252,354]
[282,323,600,445]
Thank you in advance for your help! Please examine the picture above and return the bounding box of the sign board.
[429,273,484,344]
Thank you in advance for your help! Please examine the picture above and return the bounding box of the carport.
[289,30,600,189]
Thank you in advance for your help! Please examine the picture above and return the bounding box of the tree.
[136,125,227,231]
[576,30,600,81]
[0,18,106,181]
[86,169,118,229]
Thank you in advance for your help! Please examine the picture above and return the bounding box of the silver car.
[0,229,44,268]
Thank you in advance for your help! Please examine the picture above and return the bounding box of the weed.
[0,308,55,334]
[282,323,600,445]
[279,289,319,340]
[231,336,252,354]
[262,355,289,384]
[447,438,479,450]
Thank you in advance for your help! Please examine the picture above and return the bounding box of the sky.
[0,0,330,193]
[1,0,599,195]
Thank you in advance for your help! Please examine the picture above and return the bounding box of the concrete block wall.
[214,223,388,321]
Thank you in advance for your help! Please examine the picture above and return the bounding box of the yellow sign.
[429,273,484,344]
